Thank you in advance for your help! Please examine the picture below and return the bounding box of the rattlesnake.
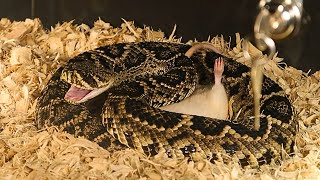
[36,41,296,167]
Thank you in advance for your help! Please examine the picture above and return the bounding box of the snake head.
[60,53,114,89]
[61,52,115,103]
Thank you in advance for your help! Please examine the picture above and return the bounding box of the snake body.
[36,41,296,167]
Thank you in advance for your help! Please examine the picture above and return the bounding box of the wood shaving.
[0,18,319,179]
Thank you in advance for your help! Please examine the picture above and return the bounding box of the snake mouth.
[65,85,91,102]
[65,85,110,103]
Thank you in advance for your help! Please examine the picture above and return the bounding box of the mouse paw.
[214,57,224,79]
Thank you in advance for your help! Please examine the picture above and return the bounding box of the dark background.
[1,0,319,73]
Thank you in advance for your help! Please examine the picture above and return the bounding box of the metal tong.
[243,0,303,130]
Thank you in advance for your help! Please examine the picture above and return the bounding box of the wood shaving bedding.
[0,18,319,179]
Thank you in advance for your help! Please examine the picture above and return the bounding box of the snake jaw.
[65,84,114,103]
[64,85,92,102]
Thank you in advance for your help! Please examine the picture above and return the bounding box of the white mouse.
[160,57,228,119]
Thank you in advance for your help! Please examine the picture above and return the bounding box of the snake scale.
[36,41,297,167]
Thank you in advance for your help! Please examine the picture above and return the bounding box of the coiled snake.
[36,41,296,167]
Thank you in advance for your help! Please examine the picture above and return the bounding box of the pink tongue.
[65,85,91,101]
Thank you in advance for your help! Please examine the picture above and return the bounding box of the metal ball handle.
[244,0,303,60]
[257,0,303,41]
